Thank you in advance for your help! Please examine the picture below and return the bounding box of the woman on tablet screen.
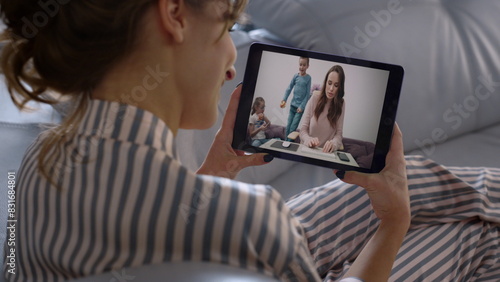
[1,0,499,281]
[300,65,345,153]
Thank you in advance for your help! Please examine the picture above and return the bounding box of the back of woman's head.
[1,0,153,108]
[0,0,246,109]
[0,0,247,186]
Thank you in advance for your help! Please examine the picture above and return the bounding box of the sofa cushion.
[245,0,500,153]
[408,122,500,168]
[0,77,61,124]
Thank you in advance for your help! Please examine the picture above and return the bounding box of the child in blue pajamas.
[280,57,312,140]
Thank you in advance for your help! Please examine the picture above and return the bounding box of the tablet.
[232,43,404,173]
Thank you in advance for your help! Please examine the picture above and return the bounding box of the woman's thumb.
[336,170,374,188]
[238,153,274,170]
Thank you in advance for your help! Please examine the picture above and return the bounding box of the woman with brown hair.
[300,65,346,153]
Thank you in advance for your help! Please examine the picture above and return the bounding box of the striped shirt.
[4,99,321,281]
[4,98,500,281]
[287,157,500,281]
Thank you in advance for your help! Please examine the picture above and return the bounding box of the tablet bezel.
[232,43,404,173]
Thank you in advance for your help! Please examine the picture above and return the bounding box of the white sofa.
[2,0,500,280]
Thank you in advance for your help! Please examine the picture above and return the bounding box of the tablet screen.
[233,43,404,173]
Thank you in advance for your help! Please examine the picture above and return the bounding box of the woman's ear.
[157,0,187,43]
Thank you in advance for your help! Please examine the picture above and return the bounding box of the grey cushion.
[408,122,500,168]
[0,77,61,124]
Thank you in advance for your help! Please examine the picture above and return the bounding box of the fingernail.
[264,154,274,163]
[335,170,345,180]
[236,81,243,88]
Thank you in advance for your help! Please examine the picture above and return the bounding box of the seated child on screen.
[249,97,272,147]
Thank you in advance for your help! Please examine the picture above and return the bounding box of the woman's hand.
[322,140,336,153]
[337,124,410,225]
[305,137,320,148]
[339,124,410,281]
[280,100,286,108]
[197,85,273,179]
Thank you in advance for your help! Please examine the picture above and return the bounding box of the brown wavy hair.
[0,0,247,186]
[314,65,345,128]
